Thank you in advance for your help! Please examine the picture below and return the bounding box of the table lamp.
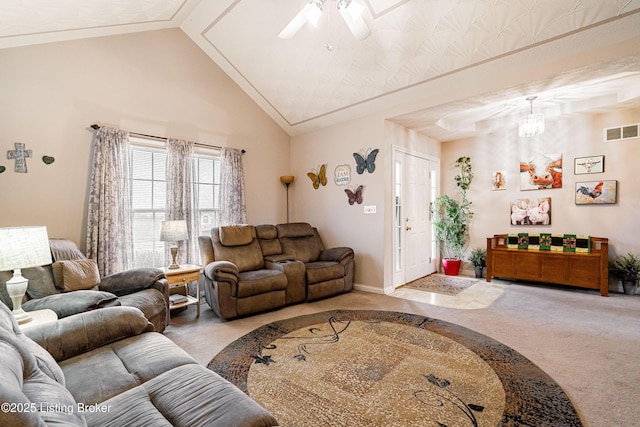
[0,226,52,324]
[160,220,189,269]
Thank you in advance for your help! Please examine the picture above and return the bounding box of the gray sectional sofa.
[198,222,354,320]
[0,239,169,332]
[0,300,278,426]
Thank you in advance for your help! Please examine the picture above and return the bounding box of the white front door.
[393,149,437,288]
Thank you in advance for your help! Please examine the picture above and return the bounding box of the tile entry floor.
[390,277,508,309]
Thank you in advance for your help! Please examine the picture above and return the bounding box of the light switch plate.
[364,205,376,214]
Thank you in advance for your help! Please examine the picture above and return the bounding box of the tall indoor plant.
[431,156,473,275]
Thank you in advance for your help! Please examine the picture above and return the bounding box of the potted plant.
[431,157,473,276]
[468,248,486,278]
[611,252,640,295]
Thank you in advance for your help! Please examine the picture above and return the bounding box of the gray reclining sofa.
[0,300,278,426]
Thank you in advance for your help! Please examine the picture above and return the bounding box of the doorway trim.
[391,145,439,290]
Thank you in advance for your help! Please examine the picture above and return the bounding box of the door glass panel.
[395,160,402,272]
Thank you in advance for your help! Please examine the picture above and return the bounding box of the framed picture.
[574,155,604,174]
[492,171,506,190]
[520,153,562,190]
[510,198,551,226]
[575,180,617,205]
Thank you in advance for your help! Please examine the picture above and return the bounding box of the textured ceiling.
[2,0,640,139]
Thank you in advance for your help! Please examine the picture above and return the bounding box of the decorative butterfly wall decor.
[307,164,328,189]
[345,185,364,205]
[353,148,379,174]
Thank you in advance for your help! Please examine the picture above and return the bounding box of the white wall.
[441,108,640,271]
[0,29,290,250]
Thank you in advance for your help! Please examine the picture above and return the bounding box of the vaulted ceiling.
[2,0,640,140]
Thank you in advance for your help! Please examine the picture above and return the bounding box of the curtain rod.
[90,124,246,153]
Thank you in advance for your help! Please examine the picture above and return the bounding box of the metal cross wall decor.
[7,142,32,173]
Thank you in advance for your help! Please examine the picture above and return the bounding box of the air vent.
[604,123,639,142]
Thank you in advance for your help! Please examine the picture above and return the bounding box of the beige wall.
[440,108,640,279]
[290,115,439,293]
[0,29,290,250]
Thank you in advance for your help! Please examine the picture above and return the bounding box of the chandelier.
[278,0,371,40]
[519,96,544,137]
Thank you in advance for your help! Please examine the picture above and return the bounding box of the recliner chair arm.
[98,267,166,296]
[203,261,240,283]
[202,261,240,300]
[319,247,354,264]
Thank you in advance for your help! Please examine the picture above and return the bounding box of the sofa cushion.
[237,269,288,298]
[49,238,86,261]
[0,266,60,306]
[211,227,264,272]
[98,268,165,296]
[219,225,253,246]
[22,290,120,319]
[0,330,85,427]
[83,364,278,427]
[256,224,282,256]
[276,222,315,238]
[305,261,345,285]
[52,259,101,292]
[0,301,65,385]
[117,289,167,333]
[60,332,197,406]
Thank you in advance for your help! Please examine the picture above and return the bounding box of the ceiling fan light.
[519,114,545,137]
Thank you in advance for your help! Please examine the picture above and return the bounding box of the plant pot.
[474,266,483,278]
[622,280,637,295]
[442,259,461,276]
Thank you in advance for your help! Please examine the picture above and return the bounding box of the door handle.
[406,226,412,231]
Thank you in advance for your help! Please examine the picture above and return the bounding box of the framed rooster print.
[575,180,617,205]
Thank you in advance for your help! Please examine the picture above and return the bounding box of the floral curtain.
[86,126,132,276]
[220,147,247,225]
[165,138,197,265]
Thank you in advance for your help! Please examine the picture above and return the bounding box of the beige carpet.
[208,310,581,426]
[164,281,640,427]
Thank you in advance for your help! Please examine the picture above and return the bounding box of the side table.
[19,309,58,330]
[162,264,202,318]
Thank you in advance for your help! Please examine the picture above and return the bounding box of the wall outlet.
[364,205,376,214]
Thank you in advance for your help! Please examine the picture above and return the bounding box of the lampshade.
[280,175,295,185]
[0,226,52,324]
[0,226,52,271]
[160,220,188,242]
[519,96,545,137]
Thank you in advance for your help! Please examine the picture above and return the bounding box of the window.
[129,138,220,268]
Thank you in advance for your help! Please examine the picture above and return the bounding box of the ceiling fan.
[278,0,371,41]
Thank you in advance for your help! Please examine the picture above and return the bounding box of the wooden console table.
[486,234,609,296]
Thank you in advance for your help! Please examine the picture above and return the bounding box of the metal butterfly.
[307,164,328,189]
[345,185,364,205]
[353,148,379,174]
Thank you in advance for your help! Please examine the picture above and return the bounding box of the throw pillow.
[52,259,101,292]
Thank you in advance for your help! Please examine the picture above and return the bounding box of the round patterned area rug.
[208,310,581,427]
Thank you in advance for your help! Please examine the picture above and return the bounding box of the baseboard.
[353,283,387,294]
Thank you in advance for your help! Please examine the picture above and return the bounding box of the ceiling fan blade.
[278,2,323,39]
[337,0,371,40]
